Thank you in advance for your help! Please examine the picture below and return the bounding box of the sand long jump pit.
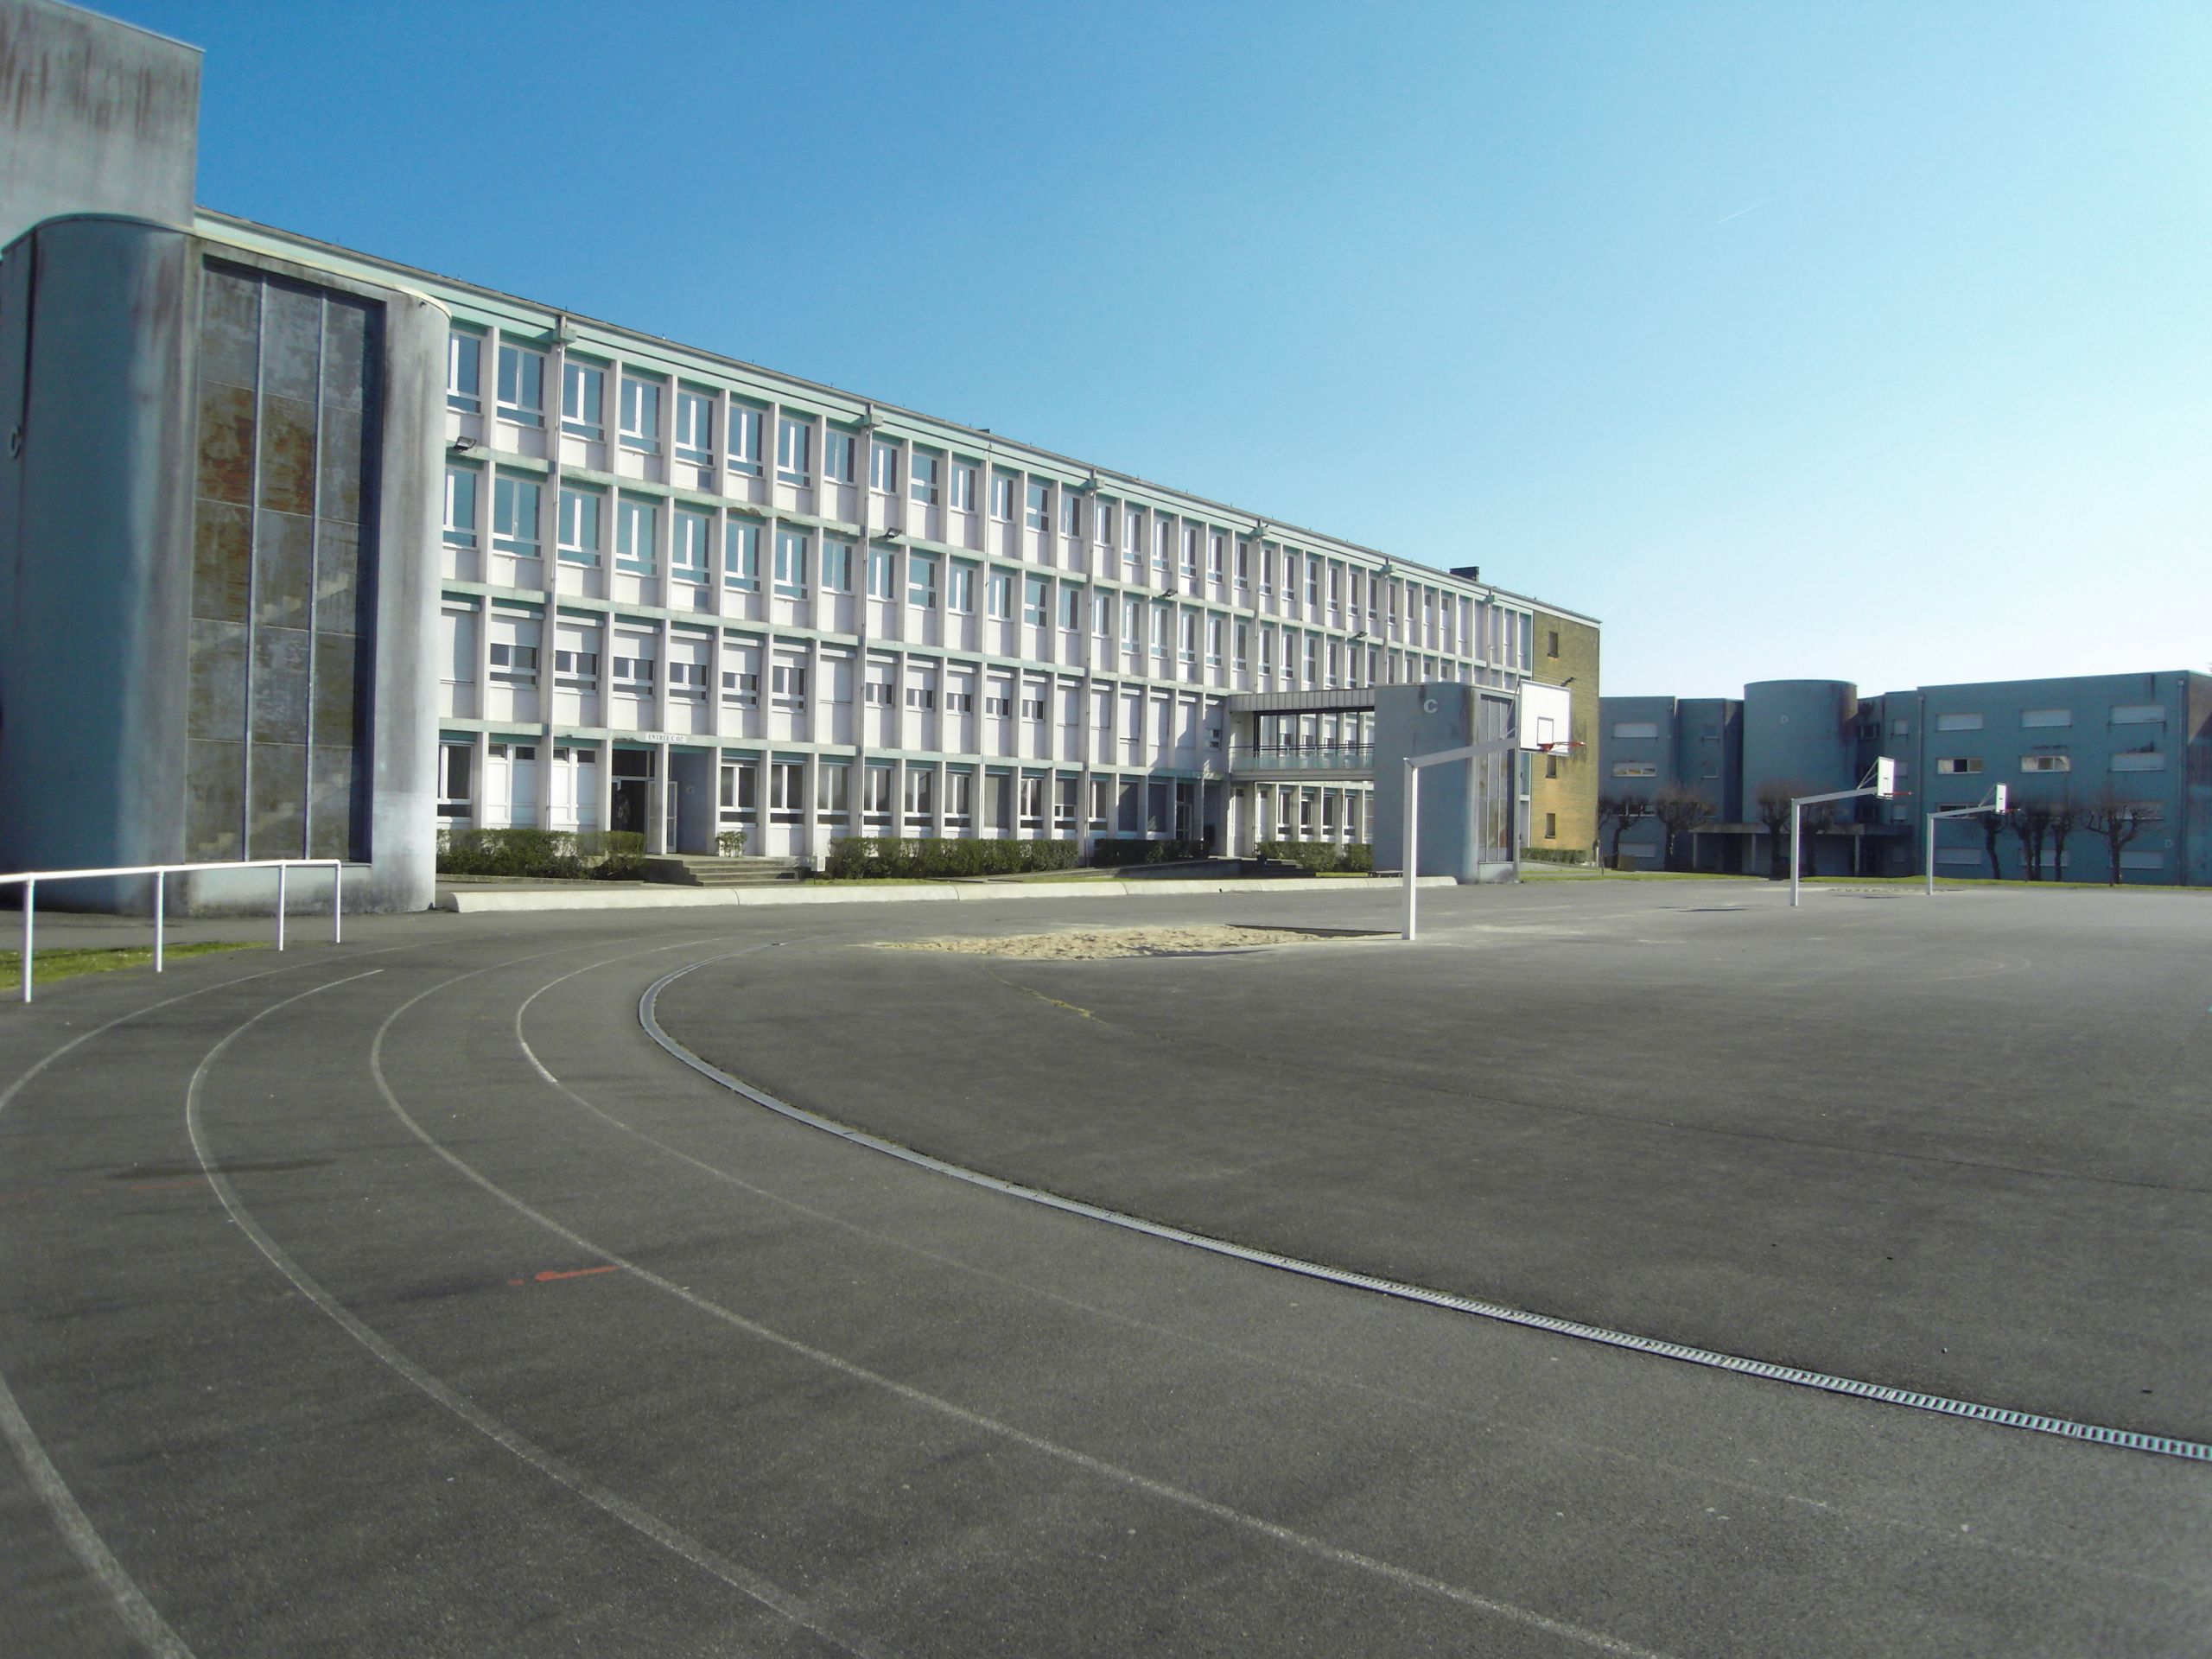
[873,924,1392,959]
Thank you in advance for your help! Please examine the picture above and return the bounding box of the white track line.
[375,950,1674,1659]
[181,945,891,1659]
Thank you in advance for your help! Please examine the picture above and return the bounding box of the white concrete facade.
[207,213,1550,865]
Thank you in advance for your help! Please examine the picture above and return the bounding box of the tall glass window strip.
[614,497,656,575]
[619,377,661,454]
[774,528,810,598]
[776,413,812,485]
[442,466,479,548]
[492,474,539,559]
[723,519,759,589]
[671,507,711,582]
[561,361,604,438]
[729,405,763,475]
[446,331,480,413]
[558,486,601,565]
[674,390,713,464]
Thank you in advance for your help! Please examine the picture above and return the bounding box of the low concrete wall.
[438,877,1455,914]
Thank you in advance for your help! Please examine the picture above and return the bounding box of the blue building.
[1599,671,2211,885]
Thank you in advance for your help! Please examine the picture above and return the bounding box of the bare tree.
[1651,785,1717,872]
[2047,791,2080,884]
[1754,779,1820,880]
[2008,797,2053,880]
[2082,788,2155,885]
[1596,792,1655,869]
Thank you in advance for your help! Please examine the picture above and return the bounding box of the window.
[1153,601,1171,663]
[2020,754,2071,772]
[987,570,1013,620]
[1208,534,1225,585]
[1025,480,1050,531]
[771,660,806,711]
[1094,593,1114,645]
[1934,757,1984,774]
[668,652,708,698]
[775,412,812,485]
[1547,629,1560,659]
[770,760,804,817]
[496,343,544,427]
[1611,761,1656,778]
[1935,712,1984,732]
[1153,518,1169,575]
[1054,776,1077,829]
[2120,849,2166,871]
[723,519,760,590]
[1180,526,1198,582]
[2112,703,2165,725]
[911,452,941,506]
[948,562,976,613]
[1891,718,1910,736]
[722,665,759,707]
[867,546,896,601]
[1544,811,1557,840]
[492,475,540,560]
[1611,721,1660,740]
[671,508,710,583]
[2020,708,2071,728]
[611,643,656,695]
[773,528,809,599]
[442,466,479,548]
[561,361,604,439]
[1233,621,1249,671]
[1058,583,1080,632]
[817,762,849,817]
[863,664,894,706]
[947,769,975,822]
[1304,556,1320,608]
[983,681,1012,717]
[446,331,481,413]
[908,554,938,609]
[1124,595,1142,655]
[950,462,977,512]
[1060,493,1082,537]
[674,390,713,465]
[2111,752,2166,772]
[863,765,894,817]
[905,672,937,712]
[1019,774,1046,824]
[488,618,539,688]
[1020,690,1047,721]
[989,474,1014,521]
[1205,616,1223,668]
[729,404,764,476]
[719,760,756,814]
[870,440,899,494]
[437,741,472,817]
[820,539,854,594]
[554,624,599,689]
[945,679,974,715]
[1180,612,1198,666]
[1096,501,1116,548]
[1544,754,1559,779]
[614,497,656,575]
[618,376,661,454]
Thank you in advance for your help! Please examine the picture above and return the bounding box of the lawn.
[0,940,264,989]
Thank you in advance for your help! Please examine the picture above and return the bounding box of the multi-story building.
[1599,672,2211,884]
[0,0,1593,910]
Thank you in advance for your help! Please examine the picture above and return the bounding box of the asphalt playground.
[3,877,2207,1656]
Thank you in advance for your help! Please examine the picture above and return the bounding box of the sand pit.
[876,925,1378,960]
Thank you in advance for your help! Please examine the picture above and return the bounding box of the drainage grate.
[639,957,2210,1465]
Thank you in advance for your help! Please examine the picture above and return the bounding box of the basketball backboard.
[1875,756,1897,798]
[1518,681,1572,751]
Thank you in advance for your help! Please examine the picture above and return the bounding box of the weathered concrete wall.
[0,216,194,909]
[0,0,198,247]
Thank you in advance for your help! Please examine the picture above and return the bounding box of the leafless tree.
[1596,792,1655,869]
[2082,788,2155,885]
[2047,792,2080,883]
[1978,804,2006,880]
[1754,779,1824,880]
[1651,785,1717,872]
[2007,797,2052,880]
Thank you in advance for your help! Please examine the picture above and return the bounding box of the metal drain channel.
[639,958,2211,1465]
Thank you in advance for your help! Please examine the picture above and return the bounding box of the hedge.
[1086,837,1211,868]
[435,827,648,880]
[1518,846,1591,866]
[823,836,1081,879]
[1254,840,1375,874]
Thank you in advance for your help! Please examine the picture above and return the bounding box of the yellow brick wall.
[1527,611,1601,860]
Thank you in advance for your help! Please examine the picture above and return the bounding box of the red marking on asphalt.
[528,1266,620,1283]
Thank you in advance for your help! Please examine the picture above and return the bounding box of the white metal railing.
[2,859,342,1004]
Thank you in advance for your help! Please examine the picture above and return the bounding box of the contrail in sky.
[1717,183,1798,225]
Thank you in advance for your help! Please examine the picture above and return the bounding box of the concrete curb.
[435,876,1459,913]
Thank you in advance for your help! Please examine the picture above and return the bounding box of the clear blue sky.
[106,1,2210,698]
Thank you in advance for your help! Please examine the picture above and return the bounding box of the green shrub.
[824,836,1079,879]
[1254,840,1375,874]
[436,826,643,880]
[1087,837,1210,867]
[715,830,749,858]
[1519,846,1589,866]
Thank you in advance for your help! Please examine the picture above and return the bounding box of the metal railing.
[3,859,342,1004]
[1228,744,1376,773]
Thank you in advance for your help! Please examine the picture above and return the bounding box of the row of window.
[1618,704,2173,745]
[445,328,1517,648]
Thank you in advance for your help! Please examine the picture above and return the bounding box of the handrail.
[3,859,343,1004]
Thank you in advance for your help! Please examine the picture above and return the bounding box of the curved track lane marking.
[520,947,2198,1597]
[186,944,892,1659]
[0,944,430,1659]
[378,949,1672,1658]
[639,960,2212,1466]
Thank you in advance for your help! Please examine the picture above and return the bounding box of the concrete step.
[641,855,810,887]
